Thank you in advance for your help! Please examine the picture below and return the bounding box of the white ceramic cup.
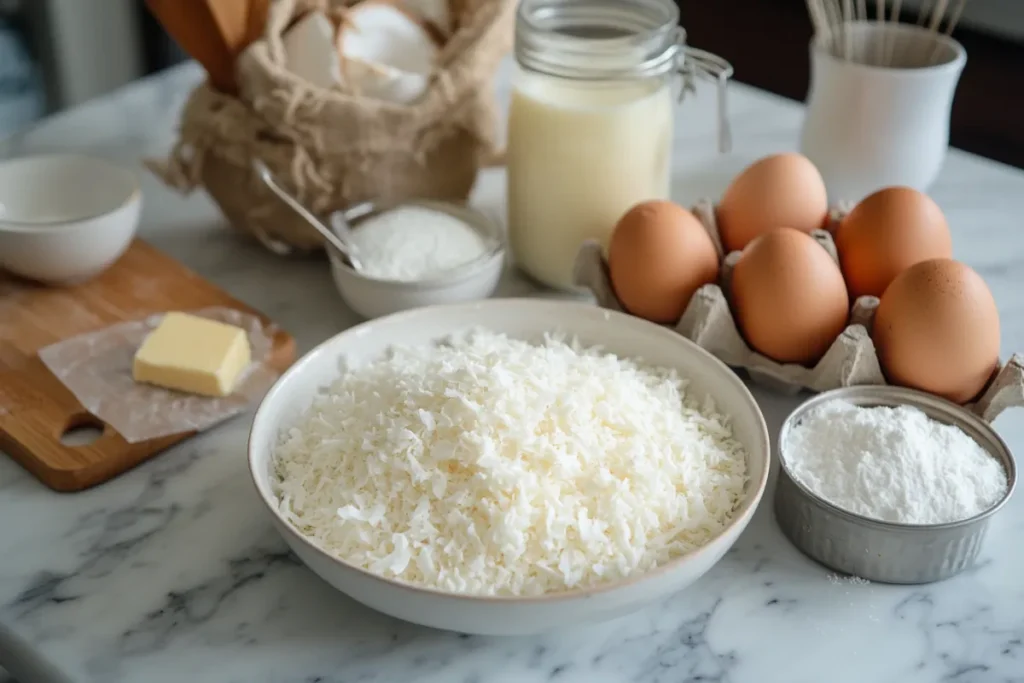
[799,22,966,203]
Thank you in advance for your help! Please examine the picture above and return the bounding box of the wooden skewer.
[874,0,885,66]
[924,0,951,63]
[806,0,964,66]
[805,0,820,42]
[842,0,854,60]
[807,0,833,54]
[855,0,867,60]
[823,0,843,56]
[943,0,968,35]
[929,0,967,63]
[917,0,934,25]
[929,0,951,32]
[886,0,903,66]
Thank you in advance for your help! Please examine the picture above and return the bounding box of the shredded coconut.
[272,329,749,596]
[348,206,489,281]
[784,399,1008,525]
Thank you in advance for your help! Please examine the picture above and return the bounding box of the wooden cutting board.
[0,240,295,492]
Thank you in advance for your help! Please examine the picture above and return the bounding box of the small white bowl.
[248,300,770,635]
[327,200,505,319]
[0,154,141,285]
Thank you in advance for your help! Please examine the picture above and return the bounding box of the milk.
[507,71,673,291]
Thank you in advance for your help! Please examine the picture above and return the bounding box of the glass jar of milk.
[507,0,733,292]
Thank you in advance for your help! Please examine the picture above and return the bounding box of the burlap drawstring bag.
[150,0,515,253]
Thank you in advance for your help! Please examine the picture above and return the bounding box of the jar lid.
[514,0,681,81]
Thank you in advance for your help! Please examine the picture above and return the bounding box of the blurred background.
[0,0,186,136]
[0,0,1021,167]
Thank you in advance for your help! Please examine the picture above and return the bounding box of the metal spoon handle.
[252,160,362,268]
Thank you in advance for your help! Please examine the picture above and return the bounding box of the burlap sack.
[574,198,1024,423]
[150,0,515,252]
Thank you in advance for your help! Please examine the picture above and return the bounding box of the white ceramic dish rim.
[0,153,140,232]
[778,385,1017,531]
[328,199,507,289]
[248,299,771,604]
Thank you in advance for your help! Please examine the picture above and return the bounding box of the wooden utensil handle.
[145,0,238,94]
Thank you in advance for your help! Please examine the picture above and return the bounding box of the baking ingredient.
[337,1,441,104]
[133,312,251,397]
[272,329,749,596]
[507,71,672,291]
[608,200,720,324]
[836,186,953,299]
[282,10,343,90]
[717,153,829,253]
[730,228,849,365]
[873,259,1000,403]
[348,205,489,281]
[784,399,1008,524]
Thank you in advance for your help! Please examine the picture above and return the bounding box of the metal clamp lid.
[675,28,734,154]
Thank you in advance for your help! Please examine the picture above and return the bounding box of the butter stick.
[133,312,251,398]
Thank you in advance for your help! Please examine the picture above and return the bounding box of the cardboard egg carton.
[573,198,1024,423]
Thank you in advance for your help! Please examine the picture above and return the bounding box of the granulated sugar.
[783,399,1008,525]
[349,206,489,281]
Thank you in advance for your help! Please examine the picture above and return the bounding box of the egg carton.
[572,198,1024,423]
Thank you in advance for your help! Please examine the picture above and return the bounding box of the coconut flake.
[281,10,343,90]
[336,0,441,103]
[272,329,750,597]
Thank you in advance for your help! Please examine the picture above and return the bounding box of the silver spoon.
[328,209,359,247]
[252,159,364,271]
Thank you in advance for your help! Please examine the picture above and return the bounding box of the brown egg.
[873,259,1000,403]
[717,153,829,253]
[836,187,953,299]
[608,200,720,324]
[731,227,849,365]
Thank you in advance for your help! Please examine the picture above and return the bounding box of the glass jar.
[507,0,733,292]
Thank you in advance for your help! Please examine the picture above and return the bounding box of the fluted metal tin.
[775,385,1016,584]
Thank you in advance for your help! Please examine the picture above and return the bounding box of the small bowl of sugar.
[774,385,1016,584]
[326,199,506,319]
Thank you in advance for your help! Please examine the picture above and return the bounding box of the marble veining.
[1,61,1024,683]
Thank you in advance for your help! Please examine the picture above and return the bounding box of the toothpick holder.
[800,22,966,203]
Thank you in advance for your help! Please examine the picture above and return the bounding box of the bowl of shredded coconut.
[776,385,1016,585]
[327,199,505,319]
[248,299,770,635]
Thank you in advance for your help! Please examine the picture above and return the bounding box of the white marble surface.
[2,61,1024,683]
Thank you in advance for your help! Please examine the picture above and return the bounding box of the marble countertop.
[2,61,1024,683]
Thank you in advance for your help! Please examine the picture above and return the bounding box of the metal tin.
[774,385,1017,584]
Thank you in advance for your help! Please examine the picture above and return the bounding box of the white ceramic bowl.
[0,154,141,285]
[248,299,770,635]
[327,200,505,319]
